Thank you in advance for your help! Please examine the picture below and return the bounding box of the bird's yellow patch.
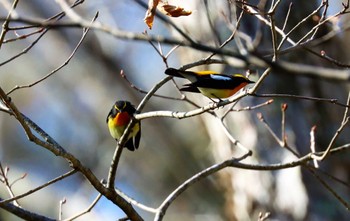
[107,112,130,139]
[108,118,139,140]
[195,70,218,75]
[107,111,140,141]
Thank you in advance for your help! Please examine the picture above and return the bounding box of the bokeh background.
[0,0,349,220]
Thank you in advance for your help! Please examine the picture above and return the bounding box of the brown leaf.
[159,3,192,17]
[143,0,160,29]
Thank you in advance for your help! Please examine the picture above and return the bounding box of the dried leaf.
[143,0,160,29]
[159,3,192,17]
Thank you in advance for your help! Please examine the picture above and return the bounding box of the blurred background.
[0,0,349,220]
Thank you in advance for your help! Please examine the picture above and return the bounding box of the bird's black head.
[113,100,136,114]
[106,100,136,123]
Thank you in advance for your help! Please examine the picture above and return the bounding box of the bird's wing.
[191,74,240,89]
[134,125,141,150]
[180,85,201,93]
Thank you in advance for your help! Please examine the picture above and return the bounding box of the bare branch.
[0,0,84,67]
[63,194,102,221]
[6,12,99,95]
[228,99,274,113]
[218,117,253,155]
[252,93,350,108]
[281,103,287,146]
[256,112,300,156]
[59,198,67,220]
[115,188,158,214]
[277,1,326,49]
[0,196,56,221]
[0,169,77,205]
[307,166,350,210]
[155,152,251,221]
[0,163,20,207]
[0,0,19,48]
[312,117,350,161]
[309,125,319,168]
[154,143,349,221]
[120,70,183,101]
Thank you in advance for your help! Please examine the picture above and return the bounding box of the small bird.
[106,100,141,151]
[165,68,254,99]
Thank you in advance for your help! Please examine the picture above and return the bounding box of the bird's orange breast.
[113,112,131,127]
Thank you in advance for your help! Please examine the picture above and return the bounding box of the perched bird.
[165,68,254,99]
[106,100,141,151]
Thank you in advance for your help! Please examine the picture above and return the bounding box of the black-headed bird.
[165,68,254,99]
[106,100,141,151]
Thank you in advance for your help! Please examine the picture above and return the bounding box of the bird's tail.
[165,68,186,78]
[165,68,201,84]
[180,85,200,93]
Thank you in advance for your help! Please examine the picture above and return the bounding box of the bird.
[165,68,254,99]
[106,100,141,151]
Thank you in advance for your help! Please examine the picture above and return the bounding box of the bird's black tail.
[165,68,186,78]
[180,85,200,93]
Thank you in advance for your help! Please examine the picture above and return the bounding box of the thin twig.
[115,188,158,214]
[231,99,274,112]
[307,166,350,210]
[248,68,272,94]
[120,70,184,101]
[310,0,329,40]
[6,12,99,95]
[63,194,102,221]
[206,9,245,60]
[342,91,350,122]
[256,112,300,156]
[221,101,239,119]
[252,93,350,108]
[281,3,293,31]
[0,169,77,205]
[154,143,350,221]
[0,0,19,48]
[0,0,85,67]
[59,198,67,220]
[315,158,350,188]
[222,99,274,120]
[267,0,281,61]
[281,103,287,146]
[0,196,56,221]
[0,163,20,207]
[311,91,350,161]
[9,173,26,188]
[219,118,253,155]
[309,125,319,168]
[203,0,222,45]
[0,28,49,67]
[164,44,180,59]
[257,113,282,144]
[312,116,350,161]
[295,3,348,45]
[155,152,251,221]
[277,1,325,50]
